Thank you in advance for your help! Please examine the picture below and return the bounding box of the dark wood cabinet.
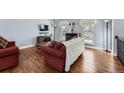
[116,36,124,65]
[65,33,78,41]
[37,36,51,44]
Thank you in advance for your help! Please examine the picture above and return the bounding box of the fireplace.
[65,33,78,41]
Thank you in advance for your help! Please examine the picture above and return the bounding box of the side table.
[35,42,50,54]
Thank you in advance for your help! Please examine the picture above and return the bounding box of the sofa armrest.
[0,46,19,58]
[42,46,65,59]
[48,41,57,48]
[7,41,15,47]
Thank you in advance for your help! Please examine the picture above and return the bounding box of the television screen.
[39,25,49,31]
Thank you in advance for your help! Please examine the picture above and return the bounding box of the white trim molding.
[19,44,35,49]
[85,45,104,51]
[113,53,117,57]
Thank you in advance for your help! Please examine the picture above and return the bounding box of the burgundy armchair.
[42,41,66,72]
[0,40,20,71]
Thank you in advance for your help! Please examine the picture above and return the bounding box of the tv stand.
[37,36,51,44]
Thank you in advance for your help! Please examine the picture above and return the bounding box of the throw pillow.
[0,37,8,48]
[48,41,57,48]
[54,42,64,49]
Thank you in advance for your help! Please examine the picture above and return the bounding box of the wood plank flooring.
[1,47,124,73]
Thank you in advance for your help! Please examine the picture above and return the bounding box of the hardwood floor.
[1,47,124,73]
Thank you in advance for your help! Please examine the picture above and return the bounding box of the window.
[80,20,96,44]
[83,25,94,44]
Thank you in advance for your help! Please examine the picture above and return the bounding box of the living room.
[0,19,124,72]
[1,0,124,93]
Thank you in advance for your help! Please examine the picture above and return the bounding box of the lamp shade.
[104,19,111,23]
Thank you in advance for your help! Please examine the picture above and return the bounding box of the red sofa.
[0,39,20,71]
[42,41,66,72]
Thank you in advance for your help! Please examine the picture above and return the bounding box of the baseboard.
[19,44,35,49]
[108,49,112,52]
[113,53,117,56]
[85,46,104,51]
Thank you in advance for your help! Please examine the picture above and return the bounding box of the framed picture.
[72,22,75,26]
[69,23,71,26]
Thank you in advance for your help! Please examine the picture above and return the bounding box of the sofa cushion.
[48,41,57,48]
[0,36,8,49]
[7,41,15,47]
[54,42,64,49]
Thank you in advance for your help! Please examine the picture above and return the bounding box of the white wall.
[54,19,81,41]
[0,19,106,50]
[113,19,124,55]
[54,19,105,50]
[84,19,105,50]
[92,19,105,49]
[0,19,52,48]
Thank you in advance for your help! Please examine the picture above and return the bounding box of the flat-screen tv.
[39,24,49,31]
